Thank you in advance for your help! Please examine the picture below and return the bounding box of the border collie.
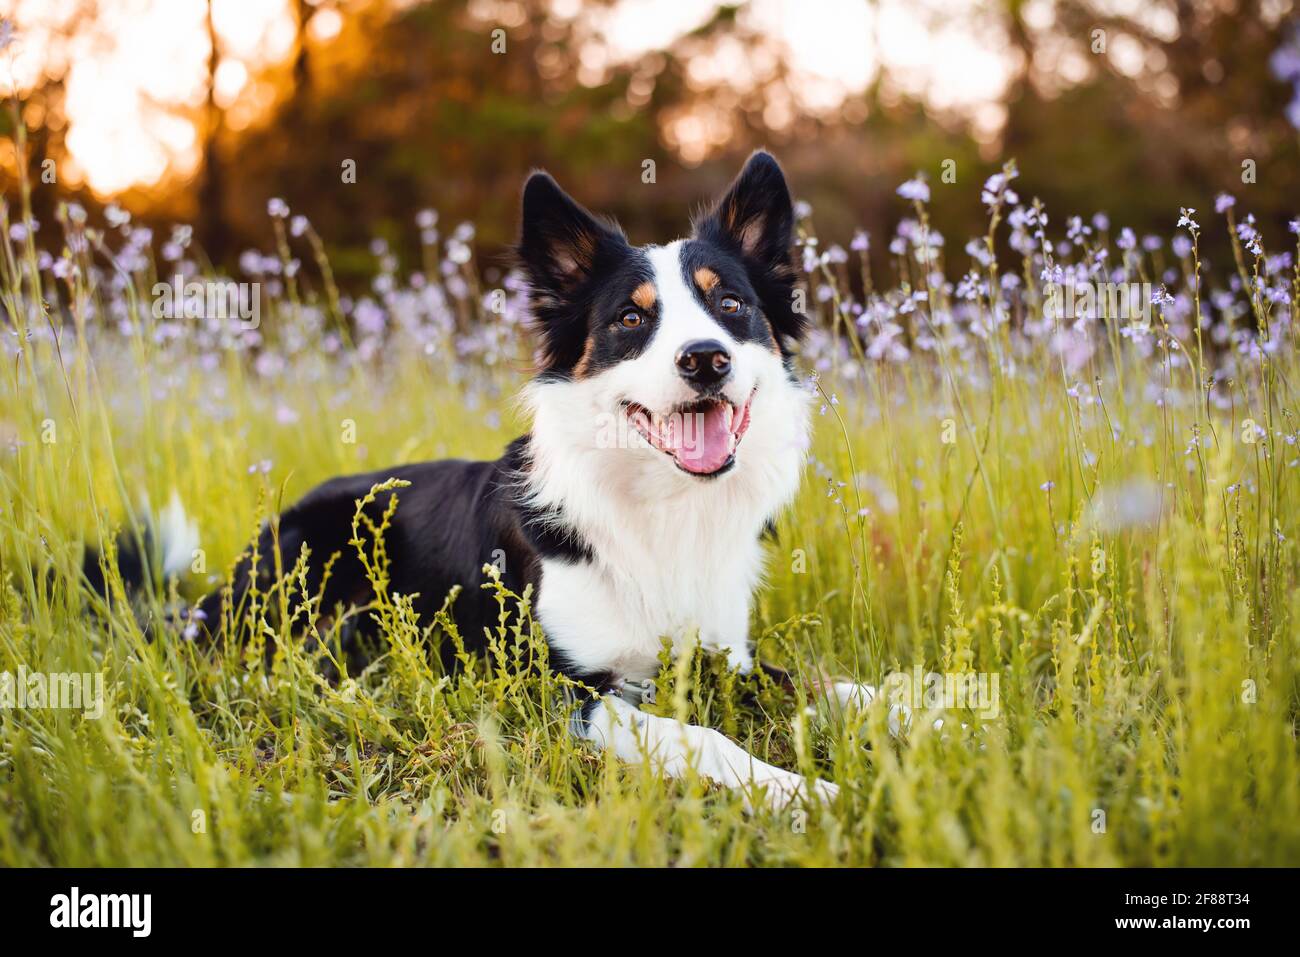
[97,152,881,807]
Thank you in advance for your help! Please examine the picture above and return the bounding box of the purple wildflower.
[896,176,930,204]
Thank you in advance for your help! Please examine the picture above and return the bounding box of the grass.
[0,165,1298,866]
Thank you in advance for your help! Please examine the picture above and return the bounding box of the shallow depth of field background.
[0,0,1298,866]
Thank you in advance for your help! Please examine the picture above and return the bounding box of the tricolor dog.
[96,152,880,806]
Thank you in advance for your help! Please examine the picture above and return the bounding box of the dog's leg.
[579,694,837,809]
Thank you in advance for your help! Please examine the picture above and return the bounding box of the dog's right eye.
[619,310,643,329]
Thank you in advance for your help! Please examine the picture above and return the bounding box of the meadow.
[1,164,1297,866]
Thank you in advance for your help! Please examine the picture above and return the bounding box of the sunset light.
[1,0,1031,197]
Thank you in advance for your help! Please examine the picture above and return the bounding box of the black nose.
[675,339,731,388]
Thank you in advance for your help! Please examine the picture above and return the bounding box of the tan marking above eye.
[630,281,657,310]
[693,267,720,293]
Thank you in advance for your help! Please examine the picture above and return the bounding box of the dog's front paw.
[825,681,915,737]
[828,680,876,709]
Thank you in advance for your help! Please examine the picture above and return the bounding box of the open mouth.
[622,389,755,477]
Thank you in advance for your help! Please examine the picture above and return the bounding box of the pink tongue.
[673,404,733,474]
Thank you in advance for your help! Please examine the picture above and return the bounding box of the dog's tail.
[82,492,201,603]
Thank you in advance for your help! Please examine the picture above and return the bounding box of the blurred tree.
[198,0,228,258]
[999,0,1299,259]
[3,0,1297,285]
[0,2,95,232]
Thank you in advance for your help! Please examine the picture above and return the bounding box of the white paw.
[828,683,978,740]
[823,681,914,737]
[829,680,876,709]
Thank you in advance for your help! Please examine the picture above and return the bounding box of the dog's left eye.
[720,296,743,314]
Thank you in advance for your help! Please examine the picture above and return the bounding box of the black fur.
[514,172,649,381]
[691,151,803,355]
[677,239,780,354]
[82,527,152,601]
[192,438,604,684]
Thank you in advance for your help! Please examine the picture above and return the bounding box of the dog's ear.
[693,151,804,350]
[516,171,624,298]
[515,171,628,374]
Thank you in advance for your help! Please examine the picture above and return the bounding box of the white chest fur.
[522,362,810,682]
[534,499,768,680]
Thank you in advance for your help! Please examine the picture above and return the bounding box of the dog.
[92,152,881,806]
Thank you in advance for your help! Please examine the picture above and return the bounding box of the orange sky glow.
[0,0,1197,198]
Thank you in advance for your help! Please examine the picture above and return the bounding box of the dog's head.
[516,151,807,485]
